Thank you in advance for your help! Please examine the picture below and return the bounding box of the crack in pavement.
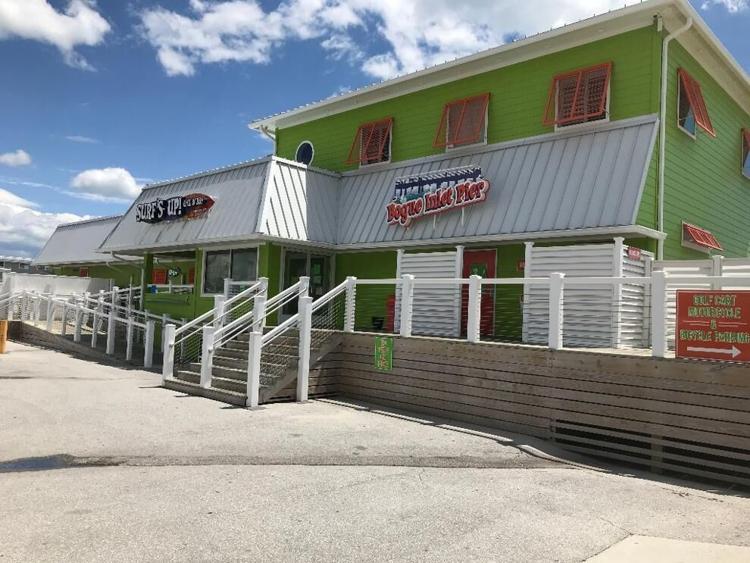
[0,453,570,473]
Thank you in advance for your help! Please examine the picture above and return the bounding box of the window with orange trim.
[682,223,722,252]
[345,118,392,166]
[742,129,750,179]
[433,93,490,148]
[543,62,611,127]
[677,69,715,137]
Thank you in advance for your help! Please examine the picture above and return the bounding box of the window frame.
[345,117,393,168]
[201,245,260,297]
[543,62,612,129]
[742,128,750,180]
[681,222,723,254]
[433,93,491,150]
[676,68,715,138]
[295,140,315,166]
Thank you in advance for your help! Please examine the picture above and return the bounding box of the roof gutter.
[657,14,692,260]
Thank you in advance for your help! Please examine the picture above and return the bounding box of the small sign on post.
[374,336,393,372]
[676,290,750,362]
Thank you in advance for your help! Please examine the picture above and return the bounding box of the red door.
[461,249,496,337]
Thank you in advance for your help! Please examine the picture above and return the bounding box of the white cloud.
[0,0,111,70]
[65,135,99,144]
[0,149,32,167]
[702,0,748,12]
[0,187,88,257]
[139,1,643,80]
[70,167,141,202]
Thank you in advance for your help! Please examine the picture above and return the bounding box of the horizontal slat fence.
[331,333,750,486]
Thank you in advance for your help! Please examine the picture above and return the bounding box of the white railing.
[147,283,194,295]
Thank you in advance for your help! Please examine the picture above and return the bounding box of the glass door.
[282,252,308,316]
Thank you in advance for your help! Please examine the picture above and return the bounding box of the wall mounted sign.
[386,165,490,227]
[627,247,642,261]
[676,290,750,362]
[374,336,393,371]
[135,193,214,224]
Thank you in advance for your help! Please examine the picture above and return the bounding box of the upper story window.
[295,141,314,165]
[433,93,490,149]
[677,68,715,138]
[543,62,612,127]
[345,117,393,166]
[742,129,750,179]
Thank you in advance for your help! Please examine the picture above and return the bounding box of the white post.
[46,295,55,331]
[125,319,134,361]
[711,255,724,290]
[344,276,357,333]
[200,325,215,388]
[297,295,313,403]
[548,272,565,350]
[252,294,267,332]
[8,294,15,321]
[144,320,155,368]
[612,237,624,349]
[33,294,41,323]
[213,295,226,330]
[467,275,482,343]
[60,301,69,337]
[73,303,83,343]
[522,242,534,343]
[299,275,310,297]
[162,323,176,382]
[399,274,414,338]
[651,270,668,358]
[246,331,262,408]
[106,304,116,354]
[223,277,231,299]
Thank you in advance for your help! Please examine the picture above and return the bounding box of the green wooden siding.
[277,26,661,173]
[661,41,750,259]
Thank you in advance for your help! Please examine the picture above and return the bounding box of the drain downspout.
[657,15,693,260]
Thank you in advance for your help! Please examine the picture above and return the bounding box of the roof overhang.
[249,0,750,132]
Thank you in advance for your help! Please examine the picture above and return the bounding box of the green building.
[69,0,749,336]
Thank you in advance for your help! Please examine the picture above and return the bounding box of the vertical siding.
[276,26,660,173]
[662,41,750,259]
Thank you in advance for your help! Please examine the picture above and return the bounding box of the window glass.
[231,248,257,281]
[204,250,230,294]
[295,141,314,165]
[678,78,696,136]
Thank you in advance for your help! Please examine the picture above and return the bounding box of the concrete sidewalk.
[1,342,749,562]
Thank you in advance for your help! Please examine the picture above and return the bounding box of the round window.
[295,141,314,165]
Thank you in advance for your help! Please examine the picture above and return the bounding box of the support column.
[297,295,313,403]
[548,272,565,350]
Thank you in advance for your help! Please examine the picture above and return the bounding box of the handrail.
[263,280,305,317]
[223,279,265,309]
[310,280,348,313]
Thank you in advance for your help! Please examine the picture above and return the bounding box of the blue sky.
[0,0,748,257]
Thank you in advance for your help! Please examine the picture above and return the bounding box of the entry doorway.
[281,250,332,318]
[461,249,496,337]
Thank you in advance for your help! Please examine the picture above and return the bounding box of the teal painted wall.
[276,26,661,173]
[661,41,750,259]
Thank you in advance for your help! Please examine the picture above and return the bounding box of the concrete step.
[164,377,247,407]
[214,347,247,359]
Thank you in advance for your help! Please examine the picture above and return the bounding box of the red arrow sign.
[676,290,750,362]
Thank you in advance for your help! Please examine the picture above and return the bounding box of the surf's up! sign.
[386,166,490,227]
[135,193,215,224]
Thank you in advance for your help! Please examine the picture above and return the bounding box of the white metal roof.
[33,215,132,266]
[99,116,660,254]
[249,0,750,131]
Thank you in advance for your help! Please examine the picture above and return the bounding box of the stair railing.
[245,277,355,407]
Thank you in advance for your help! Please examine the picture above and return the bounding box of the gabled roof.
[249,0,750,132]
[34,215,135,266]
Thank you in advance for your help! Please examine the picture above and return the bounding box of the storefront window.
[203,248,257,294]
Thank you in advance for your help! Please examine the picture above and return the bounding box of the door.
[309,255,330,300]
[461,249,496,337]
[282,252,308,316]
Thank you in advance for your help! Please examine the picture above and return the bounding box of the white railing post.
[344,276,357,333]
[162,323,176,382]
[46,294,55,331]
[106,304,116,354]
[125,319,134,361]
[548,272,565,350]
[223,278,231,299]
[651,270,668,358]
[200,325,215,388]
[399,274,414,338]
[297,295,313,403]
[299,276,310,297]
[73,302,83,343]
[467,275,482,343]
[60,301,69,337]
[246,331,262,408]
[8,294,15,321]
[213,295,226,330]
[252,294,267,332]
[144,320,155,368]
[711,255,724,290]
[33,293,41,323]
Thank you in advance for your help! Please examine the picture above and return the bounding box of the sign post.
[676,290,750,362]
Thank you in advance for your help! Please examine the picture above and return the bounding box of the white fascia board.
[334,226,666,252]
[250,0,749,131]
[98,234,337,255]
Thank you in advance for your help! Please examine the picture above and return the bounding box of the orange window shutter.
[346,118,392,165]
[678,69,715,137]
[152,269,167,284]
[544,62,611,126]
[435,93,490,147]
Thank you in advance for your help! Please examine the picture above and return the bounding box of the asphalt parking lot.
[1,342,749,562]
